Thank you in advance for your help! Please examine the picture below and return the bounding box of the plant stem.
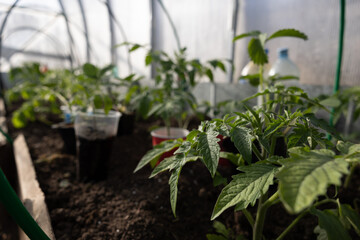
[276,198,337,240]
[157,0,181,51]
[258,65,264,108]
[253,194,267,240]
[242,209,255,228]
[344,164,356,188]
[252,142,263,161]
[276,211,308,240]
[253,191,279,240]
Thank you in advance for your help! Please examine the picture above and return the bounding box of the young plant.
[135,95,360,239]
[119,43,227,135]
[5,62,115,128]
[234,29,307,106]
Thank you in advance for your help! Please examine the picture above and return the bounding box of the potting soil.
[6,119,360,240]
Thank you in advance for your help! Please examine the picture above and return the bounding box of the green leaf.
[205,68,214,82]
[319,96,341,107]
[278,149,349,213]
[93,95,103,109]
[230,127,252,164]
[145,54,152,65]
[103,95,113,114]
[206,234,227,240]
[150,156,176,178]
[233,30,261,41]
[305,113,343,140]
[197,131,220,177]
[129,44,141,52]
[213,171,228,187]
[211,164,278,220]
[248,38,268,65]
[311,208,352,240]
[266,29,308,42]
[213,220,230,237]
[336,141,353,155]
[169,165,182,217]
[339,204,360,236]
[83,63,98,78]
[12,111,27,128]
[134,140,181,172]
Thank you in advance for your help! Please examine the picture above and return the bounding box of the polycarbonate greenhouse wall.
[0,0,359,86]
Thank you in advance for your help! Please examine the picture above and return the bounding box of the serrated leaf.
[150,156,176,178]
[174,141,192,154]
[134,140,181,172]
[213,220,230,237]
[230,127,252,164]
[186,129,200,142]
[248,38,268,65]
[197,131,220,177]
[233,30,261,41]
[266,29,308,42]
[305,113,342,140]
[211,164,278,220]
[278,149,349,213]
[339,204,360,236]
[336,141,353,154]
[311,208,351,240]
[169,165,181,217]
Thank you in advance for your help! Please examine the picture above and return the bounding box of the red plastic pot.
[151,127,189,163]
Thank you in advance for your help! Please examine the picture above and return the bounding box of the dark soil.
[5,118,360,240]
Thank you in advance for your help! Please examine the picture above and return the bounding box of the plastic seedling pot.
[151,127,189,163]
[74,110,121,182]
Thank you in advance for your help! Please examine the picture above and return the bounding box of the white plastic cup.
[74,110,121,181]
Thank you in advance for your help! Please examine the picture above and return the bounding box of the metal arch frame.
[103,0,133,74]
[3,26,68,60]
[77,0,91,63]
[0,0,20,94]
[58,0,76,68]
[229,0,239,83]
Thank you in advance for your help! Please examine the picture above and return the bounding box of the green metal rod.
[0,168,50,240]
[329,0,346,128]
[0,126,13,145]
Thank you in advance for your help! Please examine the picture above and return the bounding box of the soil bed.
[7,119,360,240]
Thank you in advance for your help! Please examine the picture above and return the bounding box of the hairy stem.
[252,142,263,161]
[276,211,308,240]
[344,164,357,188]
[253,191,279,240]
[276,198,337,240]
[242,209,255,228]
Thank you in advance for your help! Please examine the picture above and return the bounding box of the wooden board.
[13,134,55,240]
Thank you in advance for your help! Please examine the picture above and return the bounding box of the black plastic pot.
[52,122,76,155]
[117,112,135,136]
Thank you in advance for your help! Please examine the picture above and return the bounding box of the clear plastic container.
[268,48,299,79]
[74,110,121,140]
[74,110,121,181]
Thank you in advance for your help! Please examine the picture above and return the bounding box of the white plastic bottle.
[268,48,299,80]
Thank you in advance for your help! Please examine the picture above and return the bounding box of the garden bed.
[7,118,360,240]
